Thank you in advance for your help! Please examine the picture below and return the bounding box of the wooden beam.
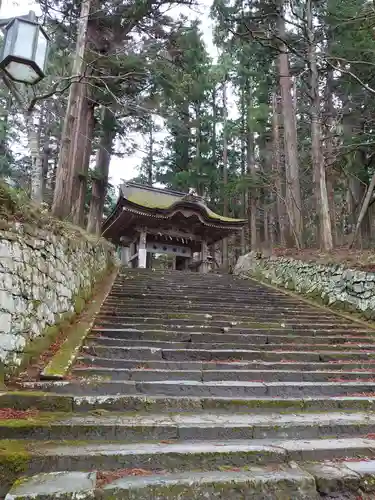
[146,241,192,257]
[134,226,202,242]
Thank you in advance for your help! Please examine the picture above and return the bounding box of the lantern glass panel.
[13,21,37,60]
[5,60,39,84]
[2,23,15,59]
[34,28,48,70]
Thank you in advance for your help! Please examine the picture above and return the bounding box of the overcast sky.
[0,0,217,188]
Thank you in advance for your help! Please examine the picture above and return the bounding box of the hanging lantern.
[0,16,49,85]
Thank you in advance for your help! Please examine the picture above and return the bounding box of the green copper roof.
[121,183,246,224]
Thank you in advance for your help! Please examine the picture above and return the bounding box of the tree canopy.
[2,0,375,262]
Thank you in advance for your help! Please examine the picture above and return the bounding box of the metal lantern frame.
[0,16,50,85]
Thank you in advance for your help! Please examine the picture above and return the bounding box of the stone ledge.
[5,460,375,499]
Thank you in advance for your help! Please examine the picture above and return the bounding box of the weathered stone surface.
[304,462,360,494]
[103,465,319,499]
[5,471,96,499]
[0,226,117,367]
[344,460,375,492]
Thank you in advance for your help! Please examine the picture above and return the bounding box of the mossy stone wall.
[0,223,117,369]
[234,252,375,318]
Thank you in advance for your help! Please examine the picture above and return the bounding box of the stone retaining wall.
[234,252,375,318]
[0,224,117,368]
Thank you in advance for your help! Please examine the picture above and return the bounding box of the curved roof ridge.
[121,182,192,199]
[115,182,246,225]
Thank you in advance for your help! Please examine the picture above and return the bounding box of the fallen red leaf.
[73,361,92,369]
[333,457,371,463]
[341,392,375,397]
[96,468,154,488]
[0,408,39,420]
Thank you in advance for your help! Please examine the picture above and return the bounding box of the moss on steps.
[0,439,31,496]
[0,392,73,412]
[41,268,118,380]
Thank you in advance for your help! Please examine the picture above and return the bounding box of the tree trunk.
[307,0,333,251]
[246,78,258,251]
[272,93,287,246]
[72,96,95,226]
[87,107,115,235]
[240,87,247,254]
[195,103,202,196]
[211,86,218,204]
[264,207,269,247]
[147,117,153,186]
[69,80,92,224]
[182,100,190,172]
[39,105,51,201]
[222,80,229,268]
[26,110,43,205]
[349,172,375,248]
[0,95,11,170]
[325,45,337,245]
[52,0,91,219]
[276,0,303,247]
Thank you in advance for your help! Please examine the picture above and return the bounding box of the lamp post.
[0,10,49,85]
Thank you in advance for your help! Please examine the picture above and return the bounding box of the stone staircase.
[5,269,375,498]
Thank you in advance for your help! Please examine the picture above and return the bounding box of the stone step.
[88,331,375,345]
[115,278,245,285]
[102,303,326,315]
[103,296,308,306]
[90,328,375,341]
[95,315,358,334]
[23,379,375,397]
[110,293,292,299]
[71,393,375,413]
[5,471,97,500]
[91,325,371,336]
[106,295,296,305]
[10,458,375,499]
[2,437,375,475]
[98,309,344,321]
[104,290,280,297]
[109,286,281,294]
[114,276,258,283]
[105,293,308,302]
[76,355,375,371]
[113,277,263,284]
[100,304,360,319]
[81,344,375,362]
[4,411,375,442]
[87,337,375,352]
[72,366,375,382]
[95,314,354,327]
[4,464,319,500]
[102,300,328,311]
